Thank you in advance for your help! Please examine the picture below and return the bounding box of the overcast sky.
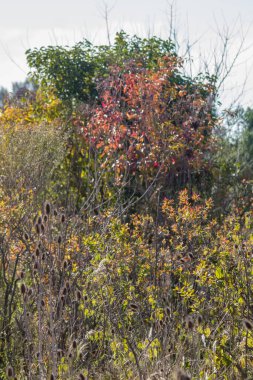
[1,0,253,107]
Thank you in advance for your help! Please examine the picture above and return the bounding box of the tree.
[25,32,175,103]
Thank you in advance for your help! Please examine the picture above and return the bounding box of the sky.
[1,0,253,107]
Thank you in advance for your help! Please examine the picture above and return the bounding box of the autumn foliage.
[76,56,215,192]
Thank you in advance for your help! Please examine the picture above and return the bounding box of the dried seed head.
[57,349,63,358]
[36,248,40,257]
[21,283,26,295]
[176,369,191,380]
[129,303,138,311]
[186,317,194,330]
[43,215,48,223]
[72,340,77,349]
[6,366,14,377]
[20,271,25,279]
[63,260,68,269]
[76,290,82,300]
[50,374,55,380]
[35,224,40,234]
[79,374,85,380]
[63,287,67,296]
[41,224,45,234]
[165,306,170,316]
[45,202,51,215]
[41,299,45,307]
[243,319,253,331]
[57,235,62,244]
[37,216,42,225]
[24,232,29,241]
[197,315,203,325]
[84,295,88,301]
[54,209,58,217]
[61,214,65,223]
[34,261,39,270]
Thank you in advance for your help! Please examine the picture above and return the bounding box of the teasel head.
[37,216,42,225]
[6,366,14,378]
[61,213,65,223]
[41,224,45,234]
[36,247,40,257]
[21,283,26,295]
[72,340,77,349]
[57,349,63,358]
[76,290,82,301]
[79,374,85,380]
[57,235,62,244]
[197,315,203,325]
[188,252,194,260]
[186,316,194,330]
[129,303,138,312]
[20,271,25,279]
[43,214,48,223]
[176,369,191,380]
[45,202,51,215]
[50,374,55,380]
[35,223,40,235]
[243,318,253,331]
[23,232,29,241]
